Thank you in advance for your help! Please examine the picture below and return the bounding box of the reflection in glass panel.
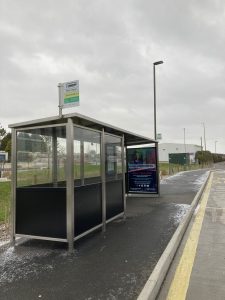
[57,137,67,182]
[84,141,100,179]
[17,126,66,187]
[105,134,122,180]
[74,140,81,180]
[74,126,101,185]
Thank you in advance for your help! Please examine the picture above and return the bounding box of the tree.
[0,126,7,148]
[212,153,225,163]
[195,150,213,165]
[0,127,6,139]
[0,126,11,161]
[0,132,11,150]
[0,133,12,161]
[5,139,11,157]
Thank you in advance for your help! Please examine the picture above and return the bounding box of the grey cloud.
[1,0,225,152]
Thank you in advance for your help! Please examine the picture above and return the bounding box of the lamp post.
[200,136,203,168]
[183,128,187,153]
[153,61,164,140]
[215,140,218,154]
[202,122,206,151]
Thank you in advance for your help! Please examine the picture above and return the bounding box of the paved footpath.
[158,167,225,300]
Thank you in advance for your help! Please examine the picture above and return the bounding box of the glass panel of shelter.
[16,126,66,187]
[16,125,122,190]
[104,133,123,220]
[73,126,102,236]
[15,126,67,240]
[74,126,101,186]
[105,134,122,181]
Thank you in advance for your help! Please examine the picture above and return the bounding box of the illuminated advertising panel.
[127,147,158,193]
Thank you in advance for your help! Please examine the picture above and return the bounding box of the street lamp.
[201,122,206,151]
[215,140,218,154]
[153,60,164,140]
[183,128,187,153]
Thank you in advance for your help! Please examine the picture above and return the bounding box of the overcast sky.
[1,0,225,153]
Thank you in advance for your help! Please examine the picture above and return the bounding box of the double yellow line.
[166,173,213,300]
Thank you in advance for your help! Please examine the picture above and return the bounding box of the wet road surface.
[0,168,209,300]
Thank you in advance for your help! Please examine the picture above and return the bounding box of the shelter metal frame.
[9,112,157,250]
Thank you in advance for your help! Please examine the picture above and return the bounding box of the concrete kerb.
[137,171,211,300]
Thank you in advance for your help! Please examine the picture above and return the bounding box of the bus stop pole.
[58,83,63,118]
[66,118,74,252]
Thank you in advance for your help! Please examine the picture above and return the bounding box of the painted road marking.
[166,173,213,300]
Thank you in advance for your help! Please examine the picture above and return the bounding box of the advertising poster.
[127,147,158,193]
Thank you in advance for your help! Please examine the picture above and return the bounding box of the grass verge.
[0,182,10,224]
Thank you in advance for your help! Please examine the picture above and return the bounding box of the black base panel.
[74,183,102,236]
[16,187,66,239]
[106,180,123,220]
[16,178,124,239]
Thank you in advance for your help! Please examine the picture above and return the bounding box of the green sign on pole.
[156,133,162,140]
[58,80,79,116]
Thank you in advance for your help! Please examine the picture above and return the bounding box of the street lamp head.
[154,61,164,65]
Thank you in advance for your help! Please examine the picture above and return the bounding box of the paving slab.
[157,163,225,300]
[186,169,225,300]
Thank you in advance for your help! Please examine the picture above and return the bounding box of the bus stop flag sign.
[59,80,80,109]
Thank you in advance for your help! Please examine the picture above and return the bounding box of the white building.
[158,143,202,163]
[0,151,8,162]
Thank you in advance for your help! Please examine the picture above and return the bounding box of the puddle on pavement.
[170,204,190,226]
[193,171,209,186]
[0,245,75,285]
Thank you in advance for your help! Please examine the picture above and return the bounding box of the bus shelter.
[9,113,157,250]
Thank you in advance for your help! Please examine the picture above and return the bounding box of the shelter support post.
[156,142,160,196]
[11,128,17,245]
[66,118,74,252]
[80,140,84,186]
[122,135,126,219]
[101,128,106,232]
[52,128,58,187]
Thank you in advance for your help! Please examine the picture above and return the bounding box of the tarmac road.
[0,168,209,300]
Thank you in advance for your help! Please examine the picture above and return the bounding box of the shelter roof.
[9,112,156,146]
